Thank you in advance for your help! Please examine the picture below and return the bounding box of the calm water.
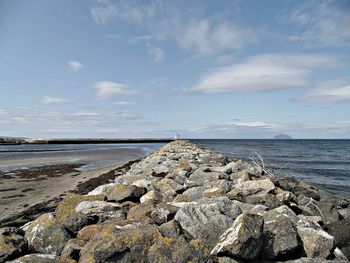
[192,139,350,197]
[0,143,164,172]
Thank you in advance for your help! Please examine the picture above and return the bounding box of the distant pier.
[26,138,175,145]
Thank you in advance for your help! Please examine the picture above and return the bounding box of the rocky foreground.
[1,140,350,263]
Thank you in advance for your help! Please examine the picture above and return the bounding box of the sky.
[0,0,350,139]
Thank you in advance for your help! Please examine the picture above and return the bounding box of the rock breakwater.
[1,140,350,262]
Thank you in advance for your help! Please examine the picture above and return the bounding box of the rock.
[159,220,181,239]
[261,205,299,259]
[151,203,178,225]
[229,171,251,183]
[76,224,103,242]
[237,178,275,195]
[55,193,105,223]
[182,186,204,200]
[203,187,225,198]
[324,220,350,259]
[75,200,125,222]
[244,193,283,208]
[153,178,185,194]
[0,227,27,262]
[87,182,114,196]
[196,197,242,220]
[276,190,296,204]
[127,202,156,220]
[296,217,335,259]
[105,184,146,202]
[338,208,350,221]
[174,203,233,249]
[140,190,163,204]
[79,221,161,263]
[7,253,75,263]
[147,236,210,263]
[61,238,85,261]
[58,212,90,235]
[24,213,70,255]
[281,257,348,263]
[211,213,264,260]
[186,169,222,187]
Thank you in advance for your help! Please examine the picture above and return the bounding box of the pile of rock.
[1,140,350,262]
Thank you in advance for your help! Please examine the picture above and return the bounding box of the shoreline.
[0,159,140,227]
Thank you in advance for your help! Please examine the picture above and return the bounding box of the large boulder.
[24,213,70,255]
[211,213,264,260]
[76,224,103,242]
[296,217,335,259]
[0,227,27,262]
[261,206,299,259]
[324,220,350,259]
[79,221,161,263]
[61,238,85,262]
[174,203,233,249]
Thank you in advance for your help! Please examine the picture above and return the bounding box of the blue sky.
[1,0,350,139]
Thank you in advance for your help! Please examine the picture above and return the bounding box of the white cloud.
[187,53,340,94]
[287,1,350,46]
[95,81,137,99]
[148,46,164,62]
[68,60,84,71]
[114,101,136,106]
[301,78,350,102]
[40,96,71,105]
[90,1,253,56]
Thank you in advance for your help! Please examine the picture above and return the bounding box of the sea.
[0,139,349,197]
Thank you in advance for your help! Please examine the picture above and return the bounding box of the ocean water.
[0,143,164,172]
[192,139,350,197]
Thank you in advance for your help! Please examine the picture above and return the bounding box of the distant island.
[273,134,292,139]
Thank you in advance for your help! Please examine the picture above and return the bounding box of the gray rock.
[106,184,146,202]
[244,193,283,208]
[182,186,204,200]
[296,217,335,259]
[174,203,233,249]
[0,227,27,262]
[140,190,163,204]
[324,220,350,259]
[338,208,350,221]
[186,169,222,187]
[211,213,264,260]
[262,205,299,259]
[24,213,70,255]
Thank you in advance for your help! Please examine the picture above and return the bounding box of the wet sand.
[0,161,141,228]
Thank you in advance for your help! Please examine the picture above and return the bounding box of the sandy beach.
[0,162,130,225]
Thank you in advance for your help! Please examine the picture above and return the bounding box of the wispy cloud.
[187,53,340,94]
[147,46,164,62]
[68,60,84,71]
[114,101,136,106]
[95,81,137,99]
[286,0,350,46]
[90,0,253,56]
[40,96,72,105]
[300,78,350,102]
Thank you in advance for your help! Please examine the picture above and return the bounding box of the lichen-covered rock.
[296,217,335,259]
[7,253,76,263]
[61,238,85,262]
[0,227,27,262]
[79,221,161,263]
[261,205,299,259]
[127,202,156,220]
[236,178,275,195]
[159,220,181,239]
[76,224,103,242]
[244,193,283,208]
[174,203,233,249]
[186,170,222,187]
[24,213,70,255]
[105,184,146,202]
[147,236,211,263]
[55,194,105,223]
[211,213,264,260]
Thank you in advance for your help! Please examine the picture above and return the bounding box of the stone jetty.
[1,140,350,262]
